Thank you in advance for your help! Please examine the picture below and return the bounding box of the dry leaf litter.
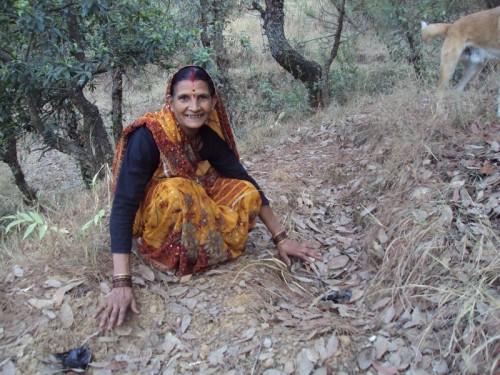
[0,115,498,374]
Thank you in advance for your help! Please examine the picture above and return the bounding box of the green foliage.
[256,73,308,116]
[1,210,68,240]
[329,43,359,105]
[0,0,195,182]
[81,208,107,231]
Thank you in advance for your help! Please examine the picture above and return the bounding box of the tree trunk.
[112,66,124,144]
[394,8,423,78]
[71,88,114,183]
[252,0,324,108]
[2,135,37,205]
[321,0,346,107]
[24,93,107,187]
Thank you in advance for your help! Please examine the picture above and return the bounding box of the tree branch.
[250,1,265,16]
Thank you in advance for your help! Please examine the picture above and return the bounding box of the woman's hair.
[169,66,216,97]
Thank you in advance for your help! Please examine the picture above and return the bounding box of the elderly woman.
[94,66,322,330]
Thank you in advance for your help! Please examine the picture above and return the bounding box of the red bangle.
[272,230,287,246]
[112,274,132,288]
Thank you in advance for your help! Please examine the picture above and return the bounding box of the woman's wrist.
[272,230,288,246]
[112,274,133,288]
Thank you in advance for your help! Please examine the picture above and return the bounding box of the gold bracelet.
[272,230,287,246]
[113,273,131,278]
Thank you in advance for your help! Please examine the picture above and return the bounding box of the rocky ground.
[0,113,498,374]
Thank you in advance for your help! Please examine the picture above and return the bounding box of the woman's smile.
[167,80,217,139]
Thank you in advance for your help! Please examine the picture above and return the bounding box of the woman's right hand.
[93,286,140,331]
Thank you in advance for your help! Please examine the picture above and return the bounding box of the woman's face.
[167,79,217,139]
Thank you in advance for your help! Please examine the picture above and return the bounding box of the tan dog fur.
[421,7,500,115]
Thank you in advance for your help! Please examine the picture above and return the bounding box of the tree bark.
[2,135,37,205]
[24,92,104,186]
[321,0,346,107]
[65,10,114,183]
[70,88,114,183]
[394,8,423,78]
[112,66,124,144]
[252,0,324,108]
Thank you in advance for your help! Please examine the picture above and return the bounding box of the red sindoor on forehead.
[188,69,196,83]
[188,69,196,95]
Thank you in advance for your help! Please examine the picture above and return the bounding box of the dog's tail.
[421,21,451,42]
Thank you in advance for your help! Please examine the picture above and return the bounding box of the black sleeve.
[199,126,269,205]
[110,126,160,254]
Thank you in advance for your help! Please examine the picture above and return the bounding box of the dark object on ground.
[54,345,92,370]
[321,289,352,303]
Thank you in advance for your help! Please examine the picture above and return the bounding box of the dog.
[421,6,500,116]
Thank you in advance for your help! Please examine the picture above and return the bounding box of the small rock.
[13,266,24,278]
[338,335,351,347]
[263,337,272,348]
[262,358,274,368]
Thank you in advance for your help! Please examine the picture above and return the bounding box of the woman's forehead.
[173,80,210,94]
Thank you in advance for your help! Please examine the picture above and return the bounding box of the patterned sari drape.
[112,66,262,275]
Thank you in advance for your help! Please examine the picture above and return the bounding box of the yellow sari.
[112,67,262,276]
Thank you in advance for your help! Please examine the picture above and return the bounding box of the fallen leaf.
[314,337,327,361]
[114,325,132,336]
[327,255,349,269]
[382,306,396,324]
[166,303,190,314]
[372,361,398,375]
[208,345,227,365]
[53,280,83,309]
[325,334,338,358]
[183,297,198,310]
[42,309,57,320]
[357,347,375,370]
[296,349,314,375]
[158,332,183,355]
[136,264,155,281]
[374,336,389,359]
[372,297,391,310]
[0,359,16,375]
[59,301,74,328]
[350,289,364,302]
[180,315,191,334]
[43,279,62,288]
[29,298,55,310]
[168,286,189,297]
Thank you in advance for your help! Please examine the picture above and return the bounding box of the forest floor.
[0,100,499,374]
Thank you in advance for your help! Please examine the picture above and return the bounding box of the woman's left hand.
[277,239,322,267]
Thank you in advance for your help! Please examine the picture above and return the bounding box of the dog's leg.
[438,38,465,90]
[455,48,485,91]
[435,39,465,114]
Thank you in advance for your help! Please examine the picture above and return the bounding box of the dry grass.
[333,71,500,373]
[0,168,113,282]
